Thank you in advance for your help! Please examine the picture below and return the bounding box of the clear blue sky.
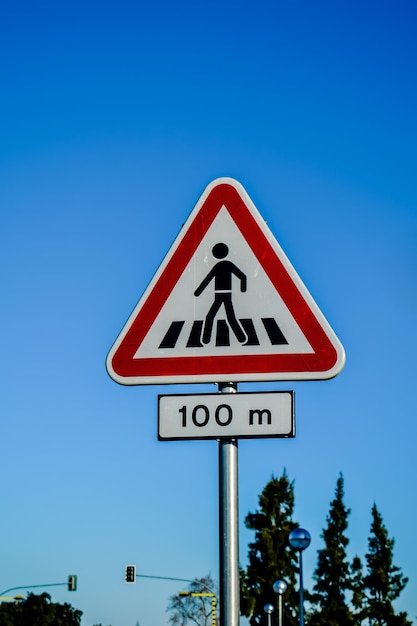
[1,1,416,625]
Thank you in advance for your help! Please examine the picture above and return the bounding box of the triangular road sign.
[106,178,345,385]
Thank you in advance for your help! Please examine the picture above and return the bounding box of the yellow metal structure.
[179,591,217,626]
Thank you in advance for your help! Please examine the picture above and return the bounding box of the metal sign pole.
[218,382,239,626]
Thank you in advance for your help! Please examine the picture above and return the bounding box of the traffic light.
[125,564,136,583]
[67,575,77,591]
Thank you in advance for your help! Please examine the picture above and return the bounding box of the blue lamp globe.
[289,528,311,551]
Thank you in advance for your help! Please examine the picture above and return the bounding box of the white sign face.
[136,207,312,360]
[158,391,294,440]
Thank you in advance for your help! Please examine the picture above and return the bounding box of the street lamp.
[289,528,311,626]
[273,580,287,626]
[263,603,274,626]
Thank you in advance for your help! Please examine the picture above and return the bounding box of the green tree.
[308,474,355,626]
[240,471,299,626]
[0,592,82,626]
[167,575,218,626]
[350,554,366,618]
[361,504,411,626]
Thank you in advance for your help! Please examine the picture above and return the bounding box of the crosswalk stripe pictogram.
[158,318,289,349]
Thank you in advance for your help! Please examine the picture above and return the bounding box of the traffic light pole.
[134,574,215,593]
[0,580,76,596]
[218,382,239,626]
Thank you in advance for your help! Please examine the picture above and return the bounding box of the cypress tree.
[308,474,355,626]
[362,504,410,626]
[240,471,299,626]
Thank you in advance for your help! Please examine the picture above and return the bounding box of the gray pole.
[278,594,283,626]
[218,382,239,626]
[299,550,304,626]
[273,580,287,626]
[264,604,274,626]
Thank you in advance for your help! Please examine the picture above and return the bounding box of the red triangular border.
[107,179,345,384]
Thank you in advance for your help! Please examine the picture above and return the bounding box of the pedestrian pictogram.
[194,243,247,345]
[106,177,345,385]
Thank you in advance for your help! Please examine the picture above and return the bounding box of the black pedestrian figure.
[194,242,247,344]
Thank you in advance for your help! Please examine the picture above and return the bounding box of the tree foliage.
[0,592,82,626]
[240,471,299,626]
[360,503,411,626]
[166,575,218,626]
[308,474,355,626]
[240,472,410,626]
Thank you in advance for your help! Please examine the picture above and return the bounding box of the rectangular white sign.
[158,391,294,440]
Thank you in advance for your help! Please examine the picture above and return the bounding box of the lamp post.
[289,528,311,626]
[264,603,274,626]
[273,580,287,626]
